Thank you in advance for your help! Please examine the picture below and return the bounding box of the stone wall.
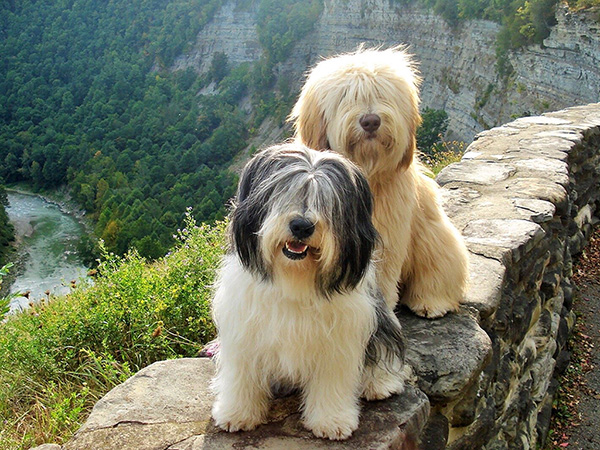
[413,102,600,448]
[41,104,600,450]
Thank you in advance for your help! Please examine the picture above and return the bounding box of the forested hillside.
[0,184,14,267]
[0,1,240,259]
[0,0,328,260]
[1,0,596,261]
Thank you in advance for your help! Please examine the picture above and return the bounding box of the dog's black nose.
[289,218,315,240]
[359,114,381,133]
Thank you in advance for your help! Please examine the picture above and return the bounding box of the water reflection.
[6,191,89,311]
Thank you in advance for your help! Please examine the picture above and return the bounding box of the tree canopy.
[0,0,238,259]
[0,0,324,260]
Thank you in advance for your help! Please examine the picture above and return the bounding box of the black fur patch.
[365,288,405,369]
[312,157,378,293]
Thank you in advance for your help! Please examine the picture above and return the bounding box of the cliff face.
[173,2,262,74]
[174,0,600,142]
[507,5,600,123]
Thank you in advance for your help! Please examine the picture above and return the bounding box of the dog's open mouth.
[282,240,309,260]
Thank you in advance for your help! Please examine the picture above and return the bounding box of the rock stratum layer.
[175,0,599,143]
[38,103,600,449]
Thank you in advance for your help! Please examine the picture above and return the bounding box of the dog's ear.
[398,107,422,171]
[235,148,278,202]
[399,136,416,171]
[328,165,378,293]
[351,169,378,276]
[289,88,329,151]
[236,152,262,203]
[230,150,272,277]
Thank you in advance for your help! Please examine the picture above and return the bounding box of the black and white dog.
[211,143,408,440]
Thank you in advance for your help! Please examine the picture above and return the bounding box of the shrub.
[0,215,225,449]
[417,108,449,156]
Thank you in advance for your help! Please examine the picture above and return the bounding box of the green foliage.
[250,0,323,130]
[0,0,240,260]
[433,0,461,26]
[257,0,324,63]
[415,108,464,175]
[417,108,449,156]
[0,263,17,320]
[414,107,464,174]
[208,52,230,84]
[475,83,495,110]
[0,216,224,448]
[0,184,15,267]
[422,140,467,176]
[491,0,557,59]
[399,0,562,75]
[485,0,558,78]
[567,0,600,9]
[518,0,558,43]
[418,0,560,45]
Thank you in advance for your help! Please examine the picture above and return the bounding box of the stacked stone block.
[412,103,600,449]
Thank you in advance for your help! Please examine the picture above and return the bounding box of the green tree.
[208,52,230,83]
[417,108,449,155]
[0,183,15,266]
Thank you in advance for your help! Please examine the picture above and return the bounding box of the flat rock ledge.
[58,358,430,450]
[33,103,600,450]
[399,310,492,403]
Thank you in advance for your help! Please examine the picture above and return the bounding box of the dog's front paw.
[410,304,451,319]
[212,402,265,432]
[405,296,459,319]
[304,412,359,440]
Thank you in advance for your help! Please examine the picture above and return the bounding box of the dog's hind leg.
[401,177,469,318]
[362,359,410,400]
[362,295,409,400]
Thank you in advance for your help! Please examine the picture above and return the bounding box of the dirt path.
[546,227,600,449]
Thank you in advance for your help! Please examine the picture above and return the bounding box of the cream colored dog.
[290,47,469,318]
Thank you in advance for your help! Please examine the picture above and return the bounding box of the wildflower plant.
[422,138,466,176]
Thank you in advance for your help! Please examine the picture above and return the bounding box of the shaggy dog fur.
[211,144,408,440]
[289,47,469,318]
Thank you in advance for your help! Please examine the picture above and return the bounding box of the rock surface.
[399,310,492,403]
[432,103,600,448]
[63,358,430,450]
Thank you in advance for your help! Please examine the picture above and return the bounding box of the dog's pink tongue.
[287,241,308,253]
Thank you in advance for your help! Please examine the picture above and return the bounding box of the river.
[6,191,89,312]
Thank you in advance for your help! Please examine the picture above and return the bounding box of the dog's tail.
[365,290,405,371]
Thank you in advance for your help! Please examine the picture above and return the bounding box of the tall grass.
[422,139,466,176]
[0,215,224,449]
